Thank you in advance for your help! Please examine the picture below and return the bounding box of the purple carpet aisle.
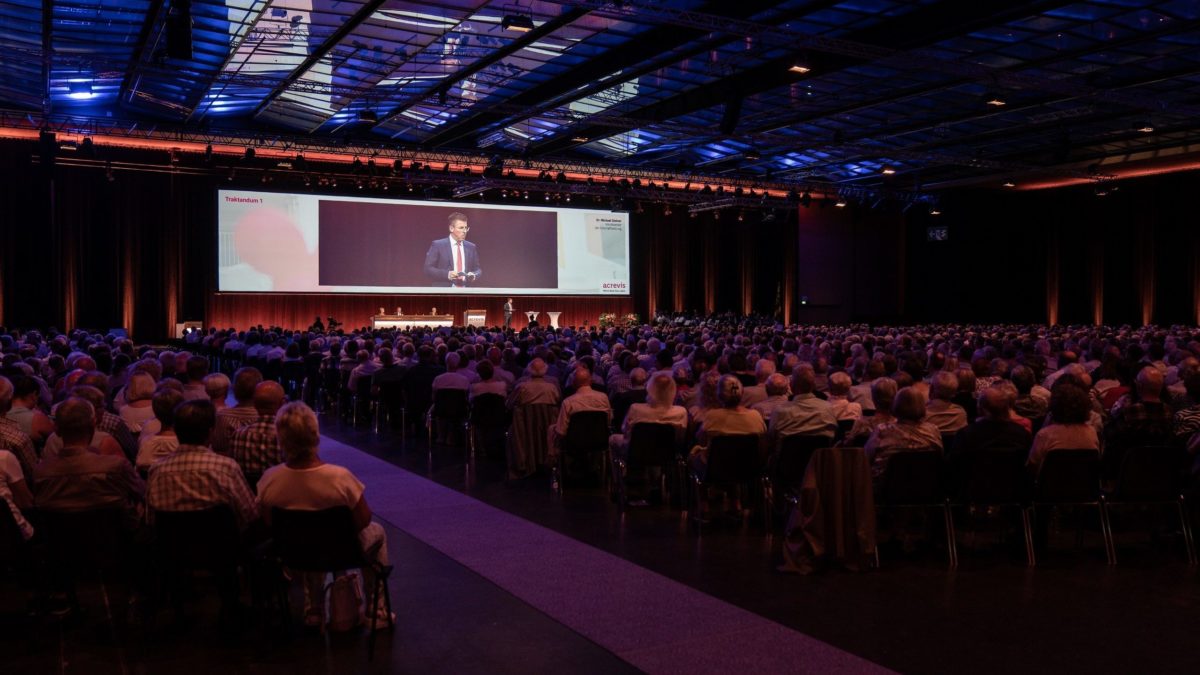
[319,436,890,675]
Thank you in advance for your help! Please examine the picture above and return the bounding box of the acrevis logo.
[600,282,627,292]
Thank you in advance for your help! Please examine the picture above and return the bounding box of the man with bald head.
[950,383,1032,456]
[549,366,612,461]
[767,363,837,448]
[230,380,287,478]
[212,367,264,456]
[506,357,560,409]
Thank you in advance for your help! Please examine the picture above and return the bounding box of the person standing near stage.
[503,298,513,330]
[424,212,482,287]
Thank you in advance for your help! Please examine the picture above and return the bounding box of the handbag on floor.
[325,571,364,631]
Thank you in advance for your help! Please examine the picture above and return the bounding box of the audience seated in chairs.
[34,397,144,528]
[750,373,791,423]
[767,364,838,450]
[952,383,1033,456]
[1028,378,1100,473]
[0,376,39,480]
[925,371,968,436]
[136,387,183,471]
[689,375,765,516]
[212,367,263,457]
[864,386,943,482]
[146,399,257,531]
[230,380,286,485]
[257,401,392,628]
[549,366,612,463]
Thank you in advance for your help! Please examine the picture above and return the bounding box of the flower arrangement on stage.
[598,312,640,329]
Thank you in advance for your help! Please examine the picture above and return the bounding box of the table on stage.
[372,314,454,329]
[546,312,562,329]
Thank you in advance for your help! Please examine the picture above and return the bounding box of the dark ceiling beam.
[527,0,1075,156]
[739,15,1200,141]
[414,0,815,148]
[119,0,167,108]
[250,0,389,119]
[370,5,593,133]
[41,0,52,115]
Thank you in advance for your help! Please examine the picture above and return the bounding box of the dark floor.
[322,417,1200,675]
[5,411,1198,675]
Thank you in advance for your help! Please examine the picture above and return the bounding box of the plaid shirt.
[230,415,282,476]
[212,406,260,456]
[0,417,38,481]
[146,444,257,530]
[97,411,138,464]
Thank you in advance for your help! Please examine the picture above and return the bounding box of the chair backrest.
[562,410,610,453]
[878,449,944,505]
[0,502,27,561]
[155,505,241,570]
[281,361,305,383]
[37,507,126,572]
[354,374,374,398]
[835,419,855,443]
[626,422,679,470]
[704,434,761,483]
[1035,449,1101,504]
[953,448,1028,504]
[376,381,405,408]
[270,506,367,572]
[432,388,469,420]
[470,393,508,427]
[776,434,829,489]
[1112,445,1186,502]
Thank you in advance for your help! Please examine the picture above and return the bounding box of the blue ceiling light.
[68,81,94,99]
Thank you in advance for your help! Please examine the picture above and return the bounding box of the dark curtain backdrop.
[4,137,1198,339]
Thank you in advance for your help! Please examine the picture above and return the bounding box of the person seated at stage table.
[257,402,391,628]
[865,386,943,480]
[136,387,183,470]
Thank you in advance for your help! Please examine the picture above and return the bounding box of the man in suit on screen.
[424,212,482,287]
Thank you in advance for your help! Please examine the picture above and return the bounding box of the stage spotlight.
[68,81,94,99]
[788,63,811,74]
[1003,181,1016,188]
[243,147,255,161]
[881,167,896,175]
[835,199,847,208]
[1135,121,1154,133]
[564,194,570,203]
[984,92,1006,107]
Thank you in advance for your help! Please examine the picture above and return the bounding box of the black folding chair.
[375,381,406,435]
[270,507,394,661]
[948,448,1034,566]
[36,507,129,613]
[280,361,306,401]
[764,434,829,529]
[555,410,611,493]
[691,433,763,529]
[1103,445,1197,565]
[154,506,243,614]
[612,422,683,509]
[351,376,376,428]
[875,450,956,568]
[427,388,469,448]
[1030,449,1113,566]
[468,393,509,460]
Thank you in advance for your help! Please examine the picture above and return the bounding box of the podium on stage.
[546,311,562,329]
[525,310,540,325]
[463,309,487,328]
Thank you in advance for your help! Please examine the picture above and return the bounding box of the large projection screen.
[217,190,631,296]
